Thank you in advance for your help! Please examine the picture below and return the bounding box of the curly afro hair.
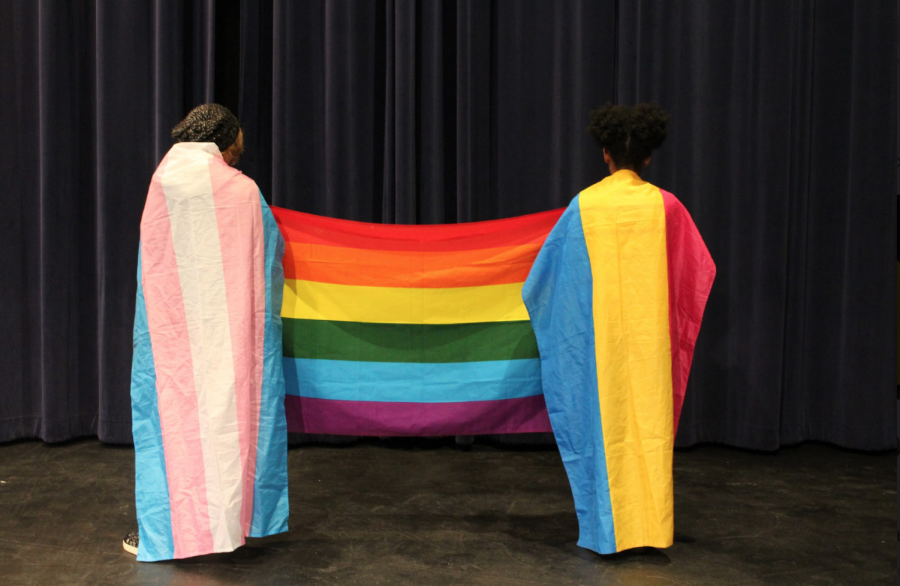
[587,102,669,172]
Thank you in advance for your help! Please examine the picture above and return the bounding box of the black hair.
[587,102,669,172]
[171,103,240,152]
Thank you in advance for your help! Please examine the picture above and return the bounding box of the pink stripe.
[286,395,552,436]
[661,189,717,433]
[140,159,214,557]
[208,158,265,535]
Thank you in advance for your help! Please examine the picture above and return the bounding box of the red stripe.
[271,206,564,252]
[285,395,552,436]
[661,190,716,433]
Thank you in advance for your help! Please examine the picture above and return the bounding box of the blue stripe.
[522,196,617,554]
[284,357,543,403]
[131,248,175,561]
[250,192,290,537]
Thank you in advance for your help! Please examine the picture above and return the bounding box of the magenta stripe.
[285,395,552,436]
[208,159,266,536]
[660,189,717,434]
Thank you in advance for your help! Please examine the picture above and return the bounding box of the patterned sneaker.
[123,532,139,555]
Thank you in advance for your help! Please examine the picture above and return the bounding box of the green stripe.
[283,318,539,363]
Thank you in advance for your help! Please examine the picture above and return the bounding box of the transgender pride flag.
[272,207,563,436]
[131,143,288,562]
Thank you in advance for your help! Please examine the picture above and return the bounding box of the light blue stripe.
[284,357,543,403]
[250,192,290,538]
[131,248,175,562]
[522,196,617,554]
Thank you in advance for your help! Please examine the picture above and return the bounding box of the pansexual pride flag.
[131,143,288,562]
[271,207,564,436]
[523,170,716,554]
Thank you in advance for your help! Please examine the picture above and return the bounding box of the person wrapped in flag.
[126,104,289,561]
[522,103,716,554]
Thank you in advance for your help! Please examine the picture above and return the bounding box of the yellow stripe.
[579,170,674,551]
[282,279,529,324]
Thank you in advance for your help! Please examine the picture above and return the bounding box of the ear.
[603,148,612,164]
[643,155,652,168]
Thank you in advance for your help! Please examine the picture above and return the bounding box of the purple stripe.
[285,395,552,436]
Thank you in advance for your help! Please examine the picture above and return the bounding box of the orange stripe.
[283,242,542,288]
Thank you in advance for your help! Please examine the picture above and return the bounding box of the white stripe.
[161,144,243,552]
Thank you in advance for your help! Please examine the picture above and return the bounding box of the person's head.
[587,102,669,176]
[171,103,244,166]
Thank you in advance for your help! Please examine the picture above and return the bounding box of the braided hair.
[587,102,669,173]
[171,103,240,152]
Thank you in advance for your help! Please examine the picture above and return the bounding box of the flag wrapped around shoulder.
[131,143,288,562]
[522,170,716,554]
[272,207,564,436]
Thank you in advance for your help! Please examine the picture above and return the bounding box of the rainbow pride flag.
[271,207,564,436]
[523,170,716,554]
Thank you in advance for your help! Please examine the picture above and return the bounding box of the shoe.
[123,532,139,555]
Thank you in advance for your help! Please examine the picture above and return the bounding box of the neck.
[608,164,640,177]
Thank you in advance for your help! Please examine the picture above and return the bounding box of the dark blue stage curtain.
[239,0,617,222]
[0,0,215,443]
[1,0,894,450]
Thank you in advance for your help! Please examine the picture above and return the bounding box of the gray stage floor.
[0,438,893,586]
